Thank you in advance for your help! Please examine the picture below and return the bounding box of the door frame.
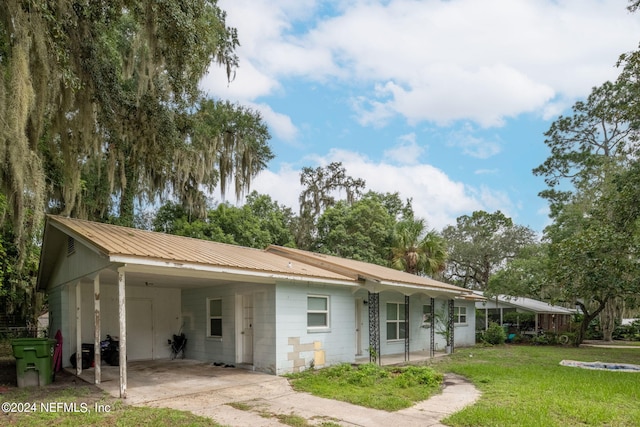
[234,293,254,365]
[355,298,363,356]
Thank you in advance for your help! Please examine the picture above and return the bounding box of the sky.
[200,0,640,235]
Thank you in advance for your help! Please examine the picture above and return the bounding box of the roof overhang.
[111,256,358,288]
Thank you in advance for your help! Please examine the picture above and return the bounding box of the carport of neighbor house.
[73,352,441,405]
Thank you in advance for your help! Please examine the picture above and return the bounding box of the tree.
[532,80,638,217]
[0,195,43,328]
[543,161,640,345]
[442,211,536,290]
[391,218,447,276]
[533,70,640,340]
[314,192,399,265]
[487,243,552,299]
[296,162,366,249]
[152,192,294,249]
[163,99,273,221]
[1,0,239,254]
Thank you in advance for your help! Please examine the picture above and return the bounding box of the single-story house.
[38,215,478,397]
[475,292,575,334]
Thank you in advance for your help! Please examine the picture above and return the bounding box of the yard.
[433,344,640,427]
[0,342,639,426]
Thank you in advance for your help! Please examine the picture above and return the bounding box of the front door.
[355,299,363,356]
[236,293,253,364]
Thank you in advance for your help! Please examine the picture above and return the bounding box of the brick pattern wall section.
[287,337,322,372]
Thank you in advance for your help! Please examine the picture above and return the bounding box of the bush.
[532,332,560,345]
[613,320,640,341]
[484,322,506,345]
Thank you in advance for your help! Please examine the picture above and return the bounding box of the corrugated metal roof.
[47,216,352,282]
[47,216,473,295]
[476,292,576,314]
[266,245,470,294]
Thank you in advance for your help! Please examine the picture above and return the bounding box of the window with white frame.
[307,295,329,329]
[422,304,432,326]
[207,298,222,337]
[386,302,406,340]
[454,306,467,324]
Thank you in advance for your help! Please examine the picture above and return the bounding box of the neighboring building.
[475,292,575,334]
[38,215,477,397]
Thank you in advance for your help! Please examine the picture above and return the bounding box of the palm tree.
[391,218,447,276]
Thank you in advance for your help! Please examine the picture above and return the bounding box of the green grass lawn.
[433,345,640,427]
[1,343,638,426]
[286,363,444,411]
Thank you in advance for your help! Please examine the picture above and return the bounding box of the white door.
[126,298,153,360]
[237,294,254,364]
[355,299,363,356]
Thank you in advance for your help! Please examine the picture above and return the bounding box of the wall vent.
[67,236,76,256]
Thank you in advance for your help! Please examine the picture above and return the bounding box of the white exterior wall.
[453,299,476,348]
[47,284,70,359]
[358,293,477,356]
[64,281,181,366]
[274,282,356,375]
[181,283,277,373]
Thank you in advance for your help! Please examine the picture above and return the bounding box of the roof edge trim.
[110,256,358,287]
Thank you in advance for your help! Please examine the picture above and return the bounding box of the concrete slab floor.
[73,357,480,426]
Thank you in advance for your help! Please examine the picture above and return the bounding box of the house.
[37,215,477,397]
[475,292,575,334]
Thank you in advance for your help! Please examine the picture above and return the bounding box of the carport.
[74,359,290,406]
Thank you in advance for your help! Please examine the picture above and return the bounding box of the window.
[207,298,222,337]
[422,304,433,326]
[386,303,406,340]
[454,306,467,324]
[308,296,329,329]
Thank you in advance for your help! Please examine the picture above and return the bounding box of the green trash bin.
[12,338,57,387]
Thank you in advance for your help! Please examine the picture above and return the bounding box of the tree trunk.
[601,299,615,341]
[574,299,607,347]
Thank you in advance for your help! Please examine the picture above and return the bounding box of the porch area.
[355,350,450,366]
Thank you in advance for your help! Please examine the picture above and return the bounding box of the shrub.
[484,322,506,345]
[532,332,559,345]
[613,320,640,341]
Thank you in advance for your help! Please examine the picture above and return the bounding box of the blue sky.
[201,0,640,235]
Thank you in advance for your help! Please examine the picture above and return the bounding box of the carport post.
[75,281,82,376]
[118,268,127,398]
[93,273,101,384]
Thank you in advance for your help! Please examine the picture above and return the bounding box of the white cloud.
[383,133,425,165]
[305,148,499,230]
[249,103,299,142]
[221,148,524,231]
[446,124,502,159]
[214,0,639,128]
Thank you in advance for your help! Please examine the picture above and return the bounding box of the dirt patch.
[0,357,107,402]
[0,359,17,388]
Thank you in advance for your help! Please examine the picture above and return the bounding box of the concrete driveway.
[77,359,479,427]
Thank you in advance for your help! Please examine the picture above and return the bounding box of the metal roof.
[45,216,352,282]
[476,292,576,314]
[42,216,472,296]
[266,245,470,295]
